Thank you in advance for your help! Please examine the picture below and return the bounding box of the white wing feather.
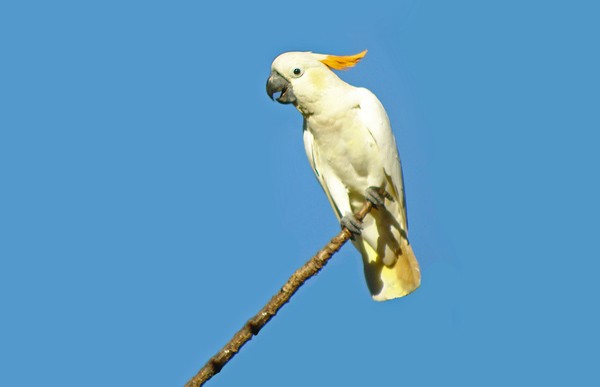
[303,127,345,219]
[356,88,408,231]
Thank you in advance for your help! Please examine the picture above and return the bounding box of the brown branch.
[184,200,375,387]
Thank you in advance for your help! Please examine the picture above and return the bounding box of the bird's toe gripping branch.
[365,186,394,209]
[340,213,363,238]
[341,187,394,239]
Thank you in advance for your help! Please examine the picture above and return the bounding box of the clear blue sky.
[1,1,598,386]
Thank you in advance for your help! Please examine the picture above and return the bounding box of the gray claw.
[365,186,394,208]
[341,214,363,237]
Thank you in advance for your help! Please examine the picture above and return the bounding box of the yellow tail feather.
[357,236,421,301]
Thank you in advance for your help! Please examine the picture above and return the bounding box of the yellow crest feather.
[319,50,368,70]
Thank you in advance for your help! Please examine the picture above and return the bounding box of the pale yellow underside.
[359,235,421,301]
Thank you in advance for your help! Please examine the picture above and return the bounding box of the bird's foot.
[341,213,363,239]
[365,186,394,208]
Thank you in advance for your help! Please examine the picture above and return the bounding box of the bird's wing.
[356,88,409,231]
[303,123,349,220]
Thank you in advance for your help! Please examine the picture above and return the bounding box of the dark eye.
[293,68,302,76]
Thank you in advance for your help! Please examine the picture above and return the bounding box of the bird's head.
[266,50,367,108]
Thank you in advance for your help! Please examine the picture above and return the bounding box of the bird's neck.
[296,80,355,118]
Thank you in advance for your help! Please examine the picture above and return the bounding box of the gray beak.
[266,71,296,104]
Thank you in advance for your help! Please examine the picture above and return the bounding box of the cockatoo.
[266,50,421,301]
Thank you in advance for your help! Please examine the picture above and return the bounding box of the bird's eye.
[292,68,303,76]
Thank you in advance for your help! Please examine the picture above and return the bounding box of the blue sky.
[1,1,599,386]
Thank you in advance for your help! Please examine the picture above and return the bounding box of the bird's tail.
[352,211,421,301]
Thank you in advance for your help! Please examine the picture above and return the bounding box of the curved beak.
[266,71,296,104]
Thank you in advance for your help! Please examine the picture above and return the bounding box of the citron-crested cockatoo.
[266,50,421,301]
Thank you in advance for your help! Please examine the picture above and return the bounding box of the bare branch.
[184,200,375,387]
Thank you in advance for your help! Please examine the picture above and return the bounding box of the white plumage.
[268,50,420,301]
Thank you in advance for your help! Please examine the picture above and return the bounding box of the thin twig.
[184,200,375,387]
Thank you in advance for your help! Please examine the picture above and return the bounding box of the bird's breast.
[306,111,381,190]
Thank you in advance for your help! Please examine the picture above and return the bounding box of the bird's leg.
[341,213,363,239]
[341,187,394,238]
[365,186,394,209]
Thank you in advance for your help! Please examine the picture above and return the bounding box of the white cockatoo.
[266,50,421,301]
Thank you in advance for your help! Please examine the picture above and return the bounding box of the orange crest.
[319,50,368,70]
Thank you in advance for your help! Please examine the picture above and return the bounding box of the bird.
[266,50,420,301]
